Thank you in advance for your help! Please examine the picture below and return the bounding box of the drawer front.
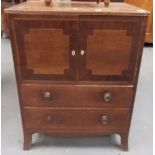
[24,108,130,133]
[21,84,133,107]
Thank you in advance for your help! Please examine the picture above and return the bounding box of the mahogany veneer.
[5,1,149,151]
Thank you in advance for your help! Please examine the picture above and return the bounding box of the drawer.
[24,108,130,133]
[21,84,133,107]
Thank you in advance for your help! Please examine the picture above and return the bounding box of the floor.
[1,38,153,155]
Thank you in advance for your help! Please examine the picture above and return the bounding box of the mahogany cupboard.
[5,1,149,151]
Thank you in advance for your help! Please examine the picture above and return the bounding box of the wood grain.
[24,108,130,133]
[5,1,149,16]
[78,16,144,81]
[21,84,133,108]
[24,28,70,74]
[11,16,78,80]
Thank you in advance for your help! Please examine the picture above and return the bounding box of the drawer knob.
[43,91,52,100]
[101,92,111,102]
[101,115,108,124]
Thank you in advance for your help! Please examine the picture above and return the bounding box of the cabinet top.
[5,1,149,16]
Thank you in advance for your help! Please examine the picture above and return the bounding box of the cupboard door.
[79,16,145,82]
[11,15,78,81]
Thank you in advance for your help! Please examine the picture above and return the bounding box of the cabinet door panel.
[11,16,78,81]
[79,16,144,82]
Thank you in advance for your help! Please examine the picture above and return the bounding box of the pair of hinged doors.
[12,15,143,81]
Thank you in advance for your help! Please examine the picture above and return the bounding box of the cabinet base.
[23,132,129,151]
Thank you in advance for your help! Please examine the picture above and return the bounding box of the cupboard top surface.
[5,1,149,16]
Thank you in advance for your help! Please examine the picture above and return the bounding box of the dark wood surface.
[5,1,148,151]
[12,16,78,80]
[24,108,130,132]
[21,84,133,107]
[78,16,143,81]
